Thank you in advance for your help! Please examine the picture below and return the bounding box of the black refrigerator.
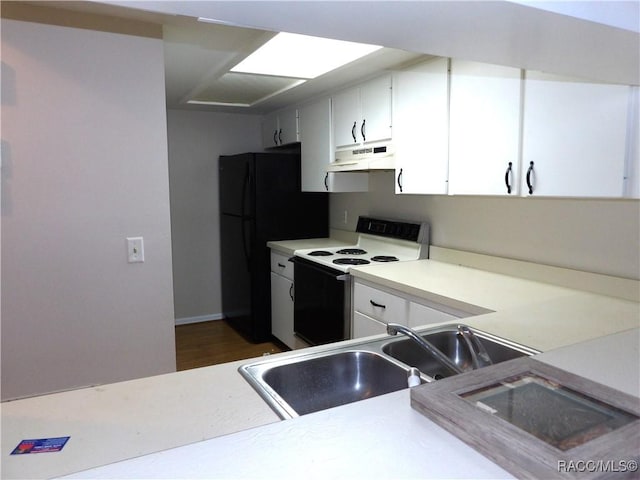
[219,152,328,343]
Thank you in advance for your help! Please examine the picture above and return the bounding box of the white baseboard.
[175,314,224,326]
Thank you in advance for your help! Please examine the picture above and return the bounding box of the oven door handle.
[292,257,350,280]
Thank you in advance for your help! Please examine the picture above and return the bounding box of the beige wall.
[1,19,176,400]
[331,172,640,280]
[167,110,262,323]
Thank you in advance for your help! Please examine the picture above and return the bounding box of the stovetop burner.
[309,250,333,256]
[333,258,371,266]
[371,255,400,262]
[336,248,367,255]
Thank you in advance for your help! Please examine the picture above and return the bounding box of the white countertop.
[57,329,640,480]
[58,389,513,480]
[464,292,640,352]
[1,360,280,480]
[352,259,579,313]
[3,249,639,479]
[351,259,640,352]
[267,230,358,256]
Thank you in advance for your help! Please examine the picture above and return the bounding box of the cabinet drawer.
[353,282,408,323]
[270,251,294,280]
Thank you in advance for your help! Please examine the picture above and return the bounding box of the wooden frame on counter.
[411,357,640,479]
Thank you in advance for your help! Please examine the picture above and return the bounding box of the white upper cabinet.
[299,98,331,191]
[448,60,522,196]
[261,107,298,148]
[522,71,630,197]
[332,87,361,148]
[298,97,368,192]
[393,57,449,194]
[360,75,393,144]
[333,74,392,149]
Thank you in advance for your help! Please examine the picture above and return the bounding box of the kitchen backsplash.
[330,171,640,281]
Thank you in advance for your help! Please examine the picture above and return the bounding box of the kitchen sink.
[240,350,411,418]
[239,324,539,419]
[382,326,539,379]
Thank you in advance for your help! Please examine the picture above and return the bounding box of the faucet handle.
[457,325,493,368]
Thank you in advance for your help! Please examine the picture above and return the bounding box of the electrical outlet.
[343,210,348,224]
[127,237,144,263]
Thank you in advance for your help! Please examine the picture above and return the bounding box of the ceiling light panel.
[231,32,382,79]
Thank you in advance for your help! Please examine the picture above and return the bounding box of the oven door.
[293,257,351,346]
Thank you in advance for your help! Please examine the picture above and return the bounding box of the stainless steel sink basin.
[240,350,411,418]
[382,326,539,379]
[240,324,538,419]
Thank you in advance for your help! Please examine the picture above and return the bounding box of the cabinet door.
[448,60,522,196]
[261,111,280,148]
[393,58,449,194]
[353,312,387,339]
[270,272,295,348]
[299,98,333,192]
[360,74,392,144]
[332,87,360,148]
[408,302,458,329]
[522,71,629,197]
[278,108,299,145]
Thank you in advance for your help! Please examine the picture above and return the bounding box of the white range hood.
[328,144,394,172]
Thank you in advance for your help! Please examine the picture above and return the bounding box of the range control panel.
[356,216,428,243]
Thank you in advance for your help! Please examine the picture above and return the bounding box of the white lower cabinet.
[270,272,294,346]
[352,279,469,339]
[270,251,309,350]
[353,311,387,338]
[408,302,458,328]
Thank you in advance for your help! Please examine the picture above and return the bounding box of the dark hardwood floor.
[175,320,285,371]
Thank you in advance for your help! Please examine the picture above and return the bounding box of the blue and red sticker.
[11,437,70,455]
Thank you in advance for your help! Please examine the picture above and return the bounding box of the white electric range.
[292,217,430,345]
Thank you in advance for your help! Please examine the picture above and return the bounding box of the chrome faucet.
[386,323,463,375]
[457,325,493,369]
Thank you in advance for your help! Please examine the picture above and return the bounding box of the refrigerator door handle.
[241,163,252,270]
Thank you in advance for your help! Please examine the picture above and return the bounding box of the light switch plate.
[127,237,144,263]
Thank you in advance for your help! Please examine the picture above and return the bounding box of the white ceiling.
[104,0,639,89]
[26,1,640,114]
[160,19,424,113]
[26,1,425,114]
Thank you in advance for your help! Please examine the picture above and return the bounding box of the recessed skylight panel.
[230,32,382,79]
